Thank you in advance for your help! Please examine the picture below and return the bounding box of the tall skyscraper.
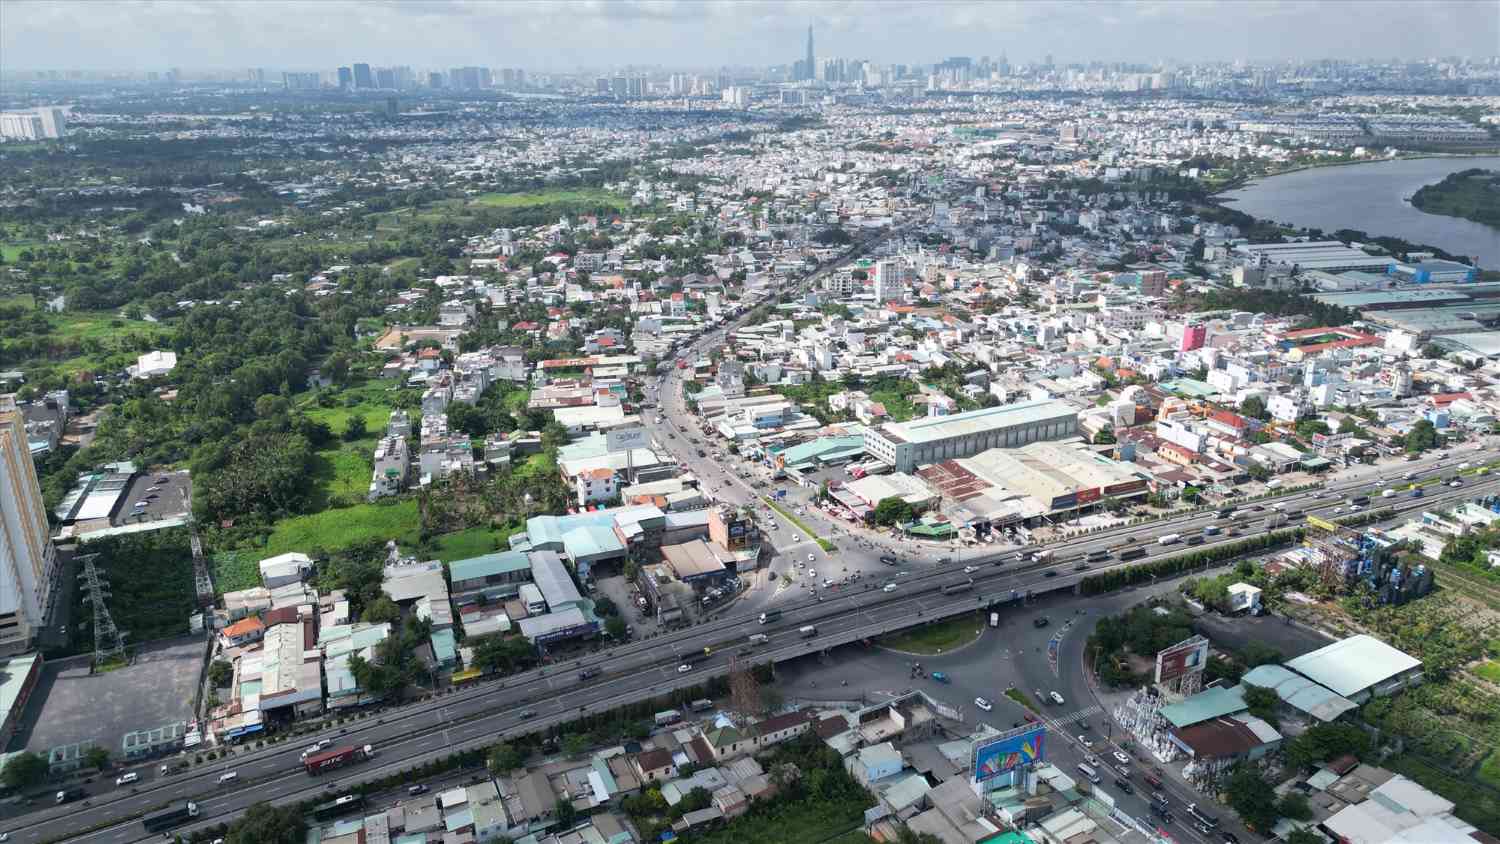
[337,66,353,88]
[352,62,373,89]
[0,397,56,654]
[804,25,815,81]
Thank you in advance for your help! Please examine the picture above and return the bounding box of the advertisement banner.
[605,426,650,453]
[972,725,1046,782]
[1154,635,1210,684]
[1076,487,1102,505]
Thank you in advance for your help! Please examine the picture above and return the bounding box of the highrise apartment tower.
[805,25,815,81]
[0,397,56,654]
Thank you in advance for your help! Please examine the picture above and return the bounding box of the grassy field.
[209,550,264,595]
[429,527,519,563]
[308,441,376,510]
[0,242,41,262]
[0,293,34,308]
[1476,661,1500,684]
[1004,687,1041,711]
[301,381,406,437]
[263,499,420,557]
[868,388,918,422]
[878,611,986,655]
[471,187,625,209]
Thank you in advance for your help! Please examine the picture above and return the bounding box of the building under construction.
[1300,516,1433,604]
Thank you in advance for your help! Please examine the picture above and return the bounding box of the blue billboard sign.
[972,725,1046,782]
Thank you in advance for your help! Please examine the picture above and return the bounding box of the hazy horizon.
[3,0,1498,74]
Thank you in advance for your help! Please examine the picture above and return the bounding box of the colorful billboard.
[1155,635,1210,684]
[1075,487,1101,505]
[972,724,1046,782]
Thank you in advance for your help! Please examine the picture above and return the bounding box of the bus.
[313,794,365,821]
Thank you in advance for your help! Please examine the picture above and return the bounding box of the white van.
[1076,763,1101,784]
[218,771,238,785]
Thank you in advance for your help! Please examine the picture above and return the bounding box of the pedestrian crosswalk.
[1048,704,1103,727]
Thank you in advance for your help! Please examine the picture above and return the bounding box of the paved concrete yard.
[8,635,203,754]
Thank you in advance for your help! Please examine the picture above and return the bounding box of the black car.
[1150,806,1174,824]
[1220,834,1239,844]
[1073,562,1088,571]
[1043,570,1058,578]
[1114,778,1133,794]
[879,555,899,565]
[1033,616,1050,628]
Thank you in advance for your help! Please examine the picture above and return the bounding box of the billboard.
[972,724,1046,782]
[1155,635,1210,684]
[605,426,649,453]
[1075,487,1101,505]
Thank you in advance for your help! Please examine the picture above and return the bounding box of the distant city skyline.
[2,0,1498,73]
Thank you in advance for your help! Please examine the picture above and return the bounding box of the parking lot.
[113,469,192,526]
[9,635,204,756]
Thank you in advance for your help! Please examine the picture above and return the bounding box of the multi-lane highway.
[16,463,1500,843]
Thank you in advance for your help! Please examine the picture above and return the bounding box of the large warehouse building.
[863,400,1079,473]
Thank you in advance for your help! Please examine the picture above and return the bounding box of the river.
[1219,156,1500,268]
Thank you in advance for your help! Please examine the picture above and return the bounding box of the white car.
[963,566,978,574]
[808,570,816,579]
[1113,751,1131,766]
[677,664,693,674]
[883,583,897,593]
[1050,691,1066,705]
[807,554,815,562]
[115,772,138,786]
[974,697,993,711]
[1078,735,1094,749]
[791,535,800,542]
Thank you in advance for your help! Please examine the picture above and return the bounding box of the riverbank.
[1411,168,1500,231]
[1210,155,1500,267]
[1213,152,1500,197]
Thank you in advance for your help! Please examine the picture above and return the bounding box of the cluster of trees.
[1189,289,1359,328]
[1225,765,1314,834]
[1088,604,1194,687]
[872,496,916,527]
[468,634,540,675]
[346,615,434,699]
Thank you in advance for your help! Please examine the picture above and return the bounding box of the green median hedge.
[1079,529,1304,596]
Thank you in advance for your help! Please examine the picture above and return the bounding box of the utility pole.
[77,553,127,668]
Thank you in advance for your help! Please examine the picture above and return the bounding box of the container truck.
[304,744,375,776]
[143,802,199,833]
[758,610,781,625]
[1157,534,1181,545]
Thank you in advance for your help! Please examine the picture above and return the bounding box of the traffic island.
[876,611,987,655]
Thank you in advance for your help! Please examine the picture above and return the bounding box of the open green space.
[878,610,986,655]
[263,499,420,557]
[308,441,376,510]
[0,293,34,309]
[1005,687,1041,711]
[0,242,41,262]
[300,381,408,437]
[471,187,625,210]
[1476,661,1500,684]
[429,527,519,562]
[65,528,196,652]
[209,550,264,595]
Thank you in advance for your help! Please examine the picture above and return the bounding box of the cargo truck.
[304,744,375,776]
[758,610,781,625]
[1157,534,1181,545]
[143,802,199,833]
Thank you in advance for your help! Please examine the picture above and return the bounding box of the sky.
[3,0,1497,73]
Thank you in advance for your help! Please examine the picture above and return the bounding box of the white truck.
[1157,534,1181,546]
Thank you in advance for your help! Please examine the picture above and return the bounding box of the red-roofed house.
[1205,409,1252,439]
[576,467,618,506]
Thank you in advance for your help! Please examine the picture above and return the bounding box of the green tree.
[361,595,402,624]
[1,751,47,789]
[1094,425,1116,445]
[872,496,915,527]
[471,634,539,675]
[1295,419,1330,440]
[562,733,590,756]
[1242,641,1283,668]
[84,746,110,771]
[226,801,306,844]
[605,616,627,639]
[344,415,369,441]
[209,659,234,687]
[1246,462,1271,482]
[555,797,578,827]
[1241,395,1268,420]
[1242,683,1281,726]
[593,596,617,617]
[488,742,524,775]
[1278,792,1313,822]
[1225,766,1280,832]
[1283,722,1372,770]
[1420,342,1446,360]
[1405,419,1439,454]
